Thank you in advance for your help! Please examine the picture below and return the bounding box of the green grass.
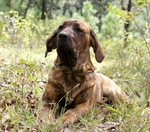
[0,43,149,131]
[0,11,149,131]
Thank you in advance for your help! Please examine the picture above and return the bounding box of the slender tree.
[41,0,46,20]
[24,0,31,18]
[121,0,132,48]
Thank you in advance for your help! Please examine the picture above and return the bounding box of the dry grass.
[0,6,150,131]
[0,44,149,131]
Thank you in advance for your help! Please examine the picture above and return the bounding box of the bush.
[0,11,59,48]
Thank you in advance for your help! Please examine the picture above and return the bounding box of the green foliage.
[0,1,150,131]
[73,1,99,32]
[53,1,99,33]
[0,10,59,48]
[136,0,150,6]
[109,4,132,20]
[100,12,124,40]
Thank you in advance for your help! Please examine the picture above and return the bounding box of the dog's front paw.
[38,106,56,124]
[59,110,78,127]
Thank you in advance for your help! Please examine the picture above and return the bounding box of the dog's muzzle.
[57,32,77,66]
[59,32,69,40]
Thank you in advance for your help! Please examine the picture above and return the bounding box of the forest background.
[0,0,150,131]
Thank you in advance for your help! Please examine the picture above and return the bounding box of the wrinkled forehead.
[62,19,91,33]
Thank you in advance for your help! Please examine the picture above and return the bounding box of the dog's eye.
[59,25,64,30]
[76,27,83,32]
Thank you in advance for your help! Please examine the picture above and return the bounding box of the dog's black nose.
[59,32,68,39]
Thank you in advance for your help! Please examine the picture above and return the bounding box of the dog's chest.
[63,72,85,92]
[50,67,96,95]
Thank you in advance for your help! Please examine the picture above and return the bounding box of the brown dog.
[40,19,129,126]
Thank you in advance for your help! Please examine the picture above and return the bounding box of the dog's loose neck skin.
[54,50,95,73]
[51,53,96,97]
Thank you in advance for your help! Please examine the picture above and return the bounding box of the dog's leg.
[98,73,130,103]
[39,83,60,124]
[60,98,93,126]
[38,105,56,124]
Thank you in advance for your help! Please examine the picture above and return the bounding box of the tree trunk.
[6,0,11,10]
[121,0,132,48]
[41,0,46,20]
[24,0,31,19]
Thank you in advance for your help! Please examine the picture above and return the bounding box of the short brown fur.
[40,19,129,126]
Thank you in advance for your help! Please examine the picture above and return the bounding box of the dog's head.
[45,19,105,67]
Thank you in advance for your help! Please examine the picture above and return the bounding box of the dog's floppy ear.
[90,29,105,63]
[45,29,58,57]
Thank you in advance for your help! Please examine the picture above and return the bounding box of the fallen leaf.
[60,127,72,132]
[98,121,120,131]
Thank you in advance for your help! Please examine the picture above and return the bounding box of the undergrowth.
[0,11,150,131]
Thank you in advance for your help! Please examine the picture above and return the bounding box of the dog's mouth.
[57,40,77,66]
